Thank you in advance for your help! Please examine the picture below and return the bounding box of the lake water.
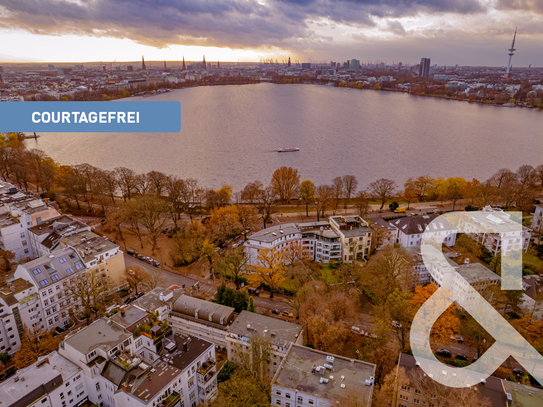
[26,83,543,191]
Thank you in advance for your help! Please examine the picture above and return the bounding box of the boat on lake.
[277,147,300,152]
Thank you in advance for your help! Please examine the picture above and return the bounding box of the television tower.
[505,27,517,77]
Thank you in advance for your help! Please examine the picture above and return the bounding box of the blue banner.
[0,101,181,132]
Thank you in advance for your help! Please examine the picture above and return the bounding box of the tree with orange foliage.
[248,248,286,298]
[208,205,242,242]
[12,325,62,370]
[411,284,459,344]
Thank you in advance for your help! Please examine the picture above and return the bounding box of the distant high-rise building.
[203,55,206,70]
[164,60,167,69]
[218,60,220,70]
[301,62,311,69]
[127,65,133,72]
[142,56,146,70]
[505,27,517,78]
[348,59,360,71]
[419,58,431,77]
[182,56,186,70]
[288,56,291,67]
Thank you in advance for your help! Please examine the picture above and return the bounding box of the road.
[123,254,291,312]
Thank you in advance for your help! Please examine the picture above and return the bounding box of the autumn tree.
[12,326,62,369]
[146,170,168,197]
[353,190,370,217]
[368,178,397,211]
[115,166,137,201]
[200,239,218,279]
[299,179,316,216]
[446,177,467,210]
[124,265,148,295]
[208,206,242,243]
[331,176,344,214]
[212,368,270,407]
[315,184,334,221]
[144,268,166,291]
[255,185,276,228]
[216,247,249,289]
[241,180,264,204]
[271,166,300,203]
[66,269,113,323]
[248,248,286,298]
[122,200,146,248]
[342,175,358,209]
[237,205,259,240]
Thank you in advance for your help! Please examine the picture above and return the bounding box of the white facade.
[389,214,457,249]
[329,216,372,263]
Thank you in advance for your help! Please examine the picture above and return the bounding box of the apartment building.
[460,206,531,256]
[329,215,372,262]
[14,247,87,331]
[272,343,376,407]
[58,307,218,407]
[0,351,88,407]
[0,192,60,261]
[59,230,126,291]
[28,215,90,257]
[531,204,543,243]
[394,353,508,407]
[388,214,457,248]
[245,220,345,265]
[226,310,303,378]
[170,294,235,347]
[132,286,185,321]
[0,278,35,354]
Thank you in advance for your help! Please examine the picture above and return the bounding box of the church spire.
[182,56,186,70]
[203,55,206,70]
[142,55,146,70]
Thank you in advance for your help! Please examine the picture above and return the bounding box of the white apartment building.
[245,219,348,265]
[388,214,457,248]
[28,215,90,258]
[531,204,543,243]
[59,310,218,407]
[272,344,376,407]
[14,247,87,331]
[460,206,531,256]
[329,215,372,262]
[0,351,88,407]
[0,193,60,261]
[226,310,303,378]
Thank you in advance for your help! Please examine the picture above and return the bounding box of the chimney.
[122,382,129,392]
[120,306,126,315]
[183,342,188,352]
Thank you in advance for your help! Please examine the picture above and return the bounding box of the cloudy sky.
[0,0,541,66]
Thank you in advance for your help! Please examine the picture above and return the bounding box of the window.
[51,275,59,281]
[22,241,27,246]
[276,390,281,396]
[75,263,84,270]
[39,279,49,286]
[286,393,291,399]
[32,268,41,275]
[66,268,74,274]
[41,398,47,403]
[59,257,67,264]
[24,249,29,254]
[44,300,49,306]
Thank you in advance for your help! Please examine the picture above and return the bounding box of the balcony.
[158,391,181,407]
[197,359,217,384]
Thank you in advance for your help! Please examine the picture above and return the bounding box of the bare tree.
[146,170,168,197]
[255,185,276,228]
[115,166,137,201]
[353,190,370,217]
[241,180,264,204]
[65,269,113,324]
[331,176,344,214]
[137,196,169,255]
[368,178,397,211]
[342,175,358,209]
[144,268,167,291]
[315,184,334,221]
[124,266,148,295]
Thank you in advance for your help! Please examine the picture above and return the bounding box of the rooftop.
[132,286,184,313]
[248,224,301,244]
[454,262,501,284]
[19,247,85,288]
[273,344,376,403]
[61,230,119,262]
[28,214,87,237]
[329,215,371,237]
[227,310,303,349]
[126,360,182,404]
[171,294,234,326]
[163,333,213,371]
[64,318,132,355]
[504,380,543,407]
[389,214,456,236]
[109,305,151,331]
[0,351,80,407]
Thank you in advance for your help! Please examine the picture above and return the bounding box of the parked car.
[272,309,280,315]
[282,310,293,318]
[248,287,260,296]
[0,367,17,381]
[456,336,464,343]
[436,349,452,357]
[392,321,402,328]
[364,332,377,339]
[513,368,524,376]
[351,326,364,335]
[455,354,468,361]
[127,250,135,255]
[135,292,145,299]
[152,260,160,267]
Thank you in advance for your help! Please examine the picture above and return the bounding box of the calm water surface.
[26,83,543,190]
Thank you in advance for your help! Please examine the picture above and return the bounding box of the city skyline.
[0,1,542,66]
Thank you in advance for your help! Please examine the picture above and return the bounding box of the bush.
[214,285,248,313]
[0,353,8,363]
[452,359,469,368]
[134,324,152,337]
[218,361,237,383]
[508,374,518,383]
[465,205,479,211]
[389,201,399,211]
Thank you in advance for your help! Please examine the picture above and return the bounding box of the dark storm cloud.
[0,0,488,50]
